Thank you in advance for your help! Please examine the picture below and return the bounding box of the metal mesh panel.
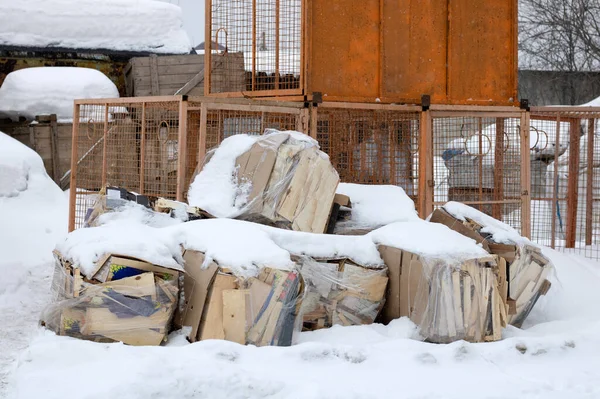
[71,99,189,230]
[205,108,300,152]
[315,107,420,202]
[210,0,302,93]
[530,109,600,260]
[432,115,523,232]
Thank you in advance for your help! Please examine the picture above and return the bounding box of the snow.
[56,220,184,277]
[177,219,294,278]
[0,0,191,54]
[369,220,490,260]
[442,201,532,246]
[0,67,119,122]
[0,131,68,395]
[335,183,420,231]
[188,134,259,217]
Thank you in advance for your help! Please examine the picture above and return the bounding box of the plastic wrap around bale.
[41,251,181,346]
[379,246,507,343]
[296,257,388,331]
[429,205,553,328]
[190,130,340,233]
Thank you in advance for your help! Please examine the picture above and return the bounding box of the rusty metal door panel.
[308,0,380,100]
[382,0,448,102]
[447,0,517,105]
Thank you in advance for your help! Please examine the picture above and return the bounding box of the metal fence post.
[68,104,80,232]
[566,118,581,248]
[418,109,433,218]
[177,97,189,201]
[520,110,531,238]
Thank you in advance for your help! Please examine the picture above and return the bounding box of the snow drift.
[0,0,191,54]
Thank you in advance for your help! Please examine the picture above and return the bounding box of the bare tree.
[519,0,600,72]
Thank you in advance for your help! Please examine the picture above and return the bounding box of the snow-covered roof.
[0,0,192,54]
[0,67,119,122]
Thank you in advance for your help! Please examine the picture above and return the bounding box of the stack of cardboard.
[297,257,388,331]
[232,132,340,233]
[378,245,506,343]
[180,250,302,346]
[429,208,552,328]
[41,251,182,346]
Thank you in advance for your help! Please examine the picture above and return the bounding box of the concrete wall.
[519,70,600,106]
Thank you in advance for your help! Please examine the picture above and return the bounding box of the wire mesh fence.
[208,0,302,94]
[431,111,525,233]
[529,108,600,260]
[314,105,421,204]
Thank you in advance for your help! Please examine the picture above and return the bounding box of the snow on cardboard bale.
[188,130,340,234]
[429,202,553,328]
[332,183,420,235]
[371,221,507,343]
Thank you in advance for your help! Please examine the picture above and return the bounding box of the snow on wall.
[0,67,119,122]
[0,0,192,54]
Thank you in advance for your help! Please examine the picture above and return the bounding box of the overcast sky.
[160,0,205,46]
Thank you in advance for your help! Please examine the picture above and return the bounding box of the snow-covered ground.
[4,131,600,398]
[0,0,191,54]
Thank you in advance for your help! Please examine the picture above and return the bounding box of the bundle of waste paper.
[43,129,553,347]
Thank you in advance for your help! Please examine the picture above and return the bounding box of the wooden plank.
[175,68,205,96]
[418,110,433,218]
[150,55,160,96]
[68,104,80,232]
[132,63,206,78]
[132,55,205,67]
[198,273,237,341]
[222,289,250,344]
[177,99,188,201]
[493,118,505,219]
[247,277,272,324]
[451,271,463,335]
[377,245,402,323]
[99,272,156,299]
[49,115,60,184]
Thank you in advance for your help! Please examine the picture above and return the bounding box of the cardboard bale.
[41,252,182,346]
[179,250,302,347]
[429,207,552,328]
[296,257,388,331]
[230,132,340,233]
[378,245,506,343]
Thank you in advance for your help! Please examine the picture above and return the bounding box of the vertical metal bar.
[198,103,208,169]
[275,0,280,90]
[204,0,212,95]
[492,118,505,219]
[101,104,109,187]
[68,104,80,232]
[586,118,595,246]
[177,98,189,201]
[478,118,483,209]
[566,118,581,248]
[520,111,531,238]
[551,114,561,249]
[419,110,433,218]
[140,102,146,194]
[390,121,397,186]
[252,0,257,91]
[301,0,308,94]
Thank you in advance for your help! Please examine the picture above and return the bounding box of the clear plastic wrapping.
[296,257,388,331]
[193,130,340,233]
[41,252,181,346]
[412,256,506,343]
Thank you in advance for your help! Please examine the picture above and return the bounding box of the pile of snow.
[335,183,420,231]
[0,67,119,122]
[0,0,191,54]
[0,131,68,394]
